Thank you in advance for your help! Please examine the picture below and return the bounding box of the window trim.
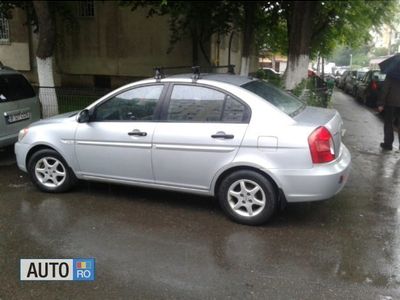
[90,83,168,123]
[160,83,251,124]
[77,0,95,18]
[0,14,10,44]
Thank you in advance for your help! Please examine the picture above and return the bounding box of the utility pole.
[349,54,353,70]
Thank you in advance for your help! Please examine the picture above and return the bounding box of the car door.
[75,84,165,183]
[152,84,250,191]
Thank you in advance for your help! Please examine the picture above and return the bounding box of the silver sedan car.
[15,74,351,225]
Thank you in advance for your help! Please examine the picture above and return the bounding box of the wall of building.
[0,9,30,71]
[210,32,258,75]
[56,2,198,87]
[1,2,258,88]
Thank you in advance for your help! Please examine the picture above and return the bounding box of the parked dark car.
[355,70,386,107]
[337,71,352,90]
[344,70,367,96]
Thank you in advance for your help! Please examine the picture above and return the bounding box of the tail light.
[370,80,378,90]
[308,127,335,164]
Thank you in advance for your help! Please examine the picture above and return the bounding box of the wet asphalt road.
[1,90,400,299]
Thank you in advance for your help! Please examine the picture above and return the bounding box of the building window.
[78,0,95,17]
[0,15,10,43]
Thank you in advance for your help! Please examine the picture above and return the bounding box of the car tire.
[218,170,277,225]
[28,149,77,193]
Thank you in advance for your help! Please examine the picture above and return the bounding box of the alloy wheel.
[34,157,66,188]
[227,179,266,217]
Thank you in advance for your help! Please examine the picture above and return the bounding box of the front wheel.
[28,149,77,193]
[218,170,277,225]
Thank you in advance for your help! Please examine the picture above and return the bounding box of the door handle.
[128,130,147,137]
[211,132,234,139]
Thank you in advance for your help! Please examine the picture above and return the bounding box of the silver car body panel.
[15,76,351,202]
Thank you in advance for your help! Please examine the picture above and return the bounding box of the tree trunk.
[284,1,317,90]
[321,57,325,80]
[240,2,257,76]
[33,0,58,117]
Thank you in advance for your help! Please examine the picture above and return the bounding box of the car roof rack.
[153,64,235,81]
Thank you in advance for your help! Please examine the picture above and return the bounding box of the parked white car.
[15,73,351,225]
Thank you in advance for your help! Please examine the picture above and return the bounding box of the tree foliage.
[0,1,76,33]
[258,0,398,59]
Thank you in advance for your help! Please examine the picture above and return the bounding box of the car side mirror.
[77,109,91,123]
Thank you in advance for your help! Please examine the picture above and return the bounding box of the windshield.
[242,80,306,116]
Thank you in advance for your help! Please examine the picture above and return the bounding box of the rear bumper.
[271,144,351,203]
[14,142,30,172]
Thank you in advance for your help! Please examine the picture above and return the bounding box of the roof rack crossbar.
[152,64,235,79]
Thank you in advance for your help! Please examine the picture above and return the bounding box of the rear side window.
[166,85,248,122]
[0,74,35,102]
[242,80,305,117]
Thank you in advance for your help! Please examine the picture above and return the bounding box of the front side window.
[242,80,305,117]
[94,85,163,121]
[167,85,247,122]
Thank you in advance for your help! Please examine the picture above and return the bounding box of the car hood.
[30,111,79,127]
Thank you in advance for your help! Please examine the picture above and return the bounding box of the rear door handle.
[128,129,147,137]
[211,132,234,139]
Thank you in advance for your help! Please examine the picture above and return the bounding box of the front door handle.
[128,129,147,137]
[211,132,234,139]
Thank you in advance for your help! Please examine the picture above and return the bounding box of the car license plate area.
[4,111,31,124]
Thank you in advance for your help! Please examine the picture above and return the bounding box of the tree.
[284,1,317,90]
[258,1,398,89]
[239,1,258,75]
[32,0,58,117]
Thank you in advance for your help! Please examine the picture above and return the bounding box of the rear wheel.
[28,149,77,193]
[218,170,277,225]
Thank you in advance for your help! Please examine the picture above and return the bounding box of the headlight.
[18,128,29,142]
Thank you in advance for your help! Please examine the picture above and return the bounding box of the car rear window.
[371,71,386,81]
[0,74,35,102]
[241,80,305,117]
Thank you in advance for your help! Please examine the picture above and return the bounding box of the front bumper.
[14,142,30,172]
[272,144,351,203]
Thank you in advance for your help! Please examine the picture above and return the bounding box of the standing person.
[377,75,400,150]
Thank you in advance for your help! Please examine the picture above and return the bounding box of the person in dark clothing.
[377,75,400,150]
